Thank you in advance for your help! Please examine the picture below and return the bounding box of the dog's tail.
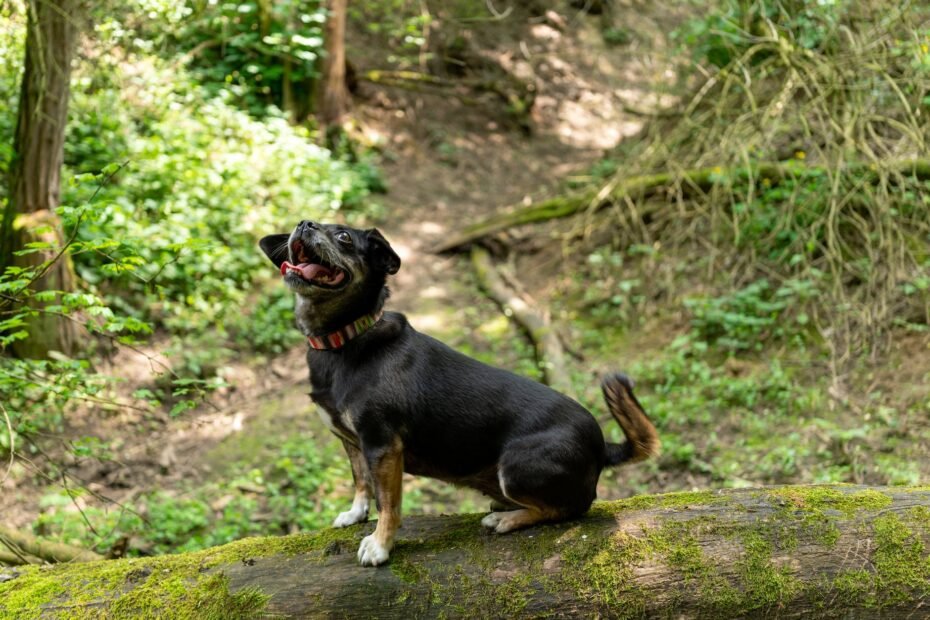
[602,372,661,466]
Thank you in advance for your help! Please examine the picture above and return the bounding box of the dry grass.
[575,0,930,365]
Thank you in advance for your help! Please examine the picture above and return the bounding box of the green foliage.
[178,1,327,117]
[685,277,817,352]
[63,55,370,335]
[0,358,106,446]
[0,3,22,180]
[729,168,831,263]
[602,27,632,47]
[34,435,352,556]
[349,0,434,68]
[676,0,845,67]
[92,0,327,119]
[0,2,375,458]
[232,287,296,354]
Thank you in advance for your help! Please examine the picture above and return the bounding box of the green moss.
[735,530,802,610]
[391,557,428,584]
[871,513,930,605]
[489,574,533,616]
[0,573,66,620]
[908,505,930,526]
[0,524,366,618]
[826,509,930,609]
[766,486,894,549]
[0,558,267,620]
[832,569,873,605]
[561,529,647,618]
[110,572,268,619]
[591,490,725,515]
[768,485,893,515]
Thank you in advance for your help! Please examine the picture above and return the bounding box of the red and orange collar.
[306,311,383,350]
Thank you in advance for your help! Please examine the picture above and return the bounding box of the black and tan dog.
[260,221,660,567]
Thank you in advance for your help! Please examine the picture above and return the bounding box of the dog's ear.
[366,228,401,275]
[259,234,291,269]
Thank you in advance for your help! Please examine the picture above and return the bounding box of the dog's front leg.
[333,440,371,528]
[357,436,403,567]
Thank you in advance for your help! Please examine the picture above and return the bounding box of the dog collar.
[307,311,383,350]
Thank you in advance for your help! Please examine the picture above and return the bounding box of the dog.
[259,221,660,567]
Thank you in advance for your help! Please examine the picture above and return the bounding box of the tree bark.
[315,0,349,126]
[2,485,929,618]
[2,0,85,358]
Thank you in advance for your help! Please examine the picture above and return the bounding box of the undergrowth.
[577,0,930,362]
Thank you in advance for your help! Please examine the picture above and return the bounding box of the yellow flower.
[712,166,723,174]
[922,44,929,54]
[794,150,806,160]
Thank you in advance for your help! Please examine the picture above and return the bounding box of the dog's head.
[260,222,400,335]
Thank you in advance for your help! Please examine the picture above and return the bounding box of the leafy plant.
[675,0,845,67]
[685,277,817,352]
[33,435,354,556]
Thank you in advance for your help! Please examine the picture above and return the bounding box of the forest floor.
[5,0,929,551]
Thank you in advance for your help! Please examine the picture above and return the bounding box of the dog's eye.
[335,231,353,246]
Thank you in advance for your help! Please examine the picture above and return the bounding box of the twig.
[0,404,12,486]
[0,161,130,308]
[470,246,573,397]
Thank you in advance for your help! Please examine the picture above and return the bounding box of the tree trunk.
[3,485,929,618]
[2,0,85,359]
[315,0,349,126]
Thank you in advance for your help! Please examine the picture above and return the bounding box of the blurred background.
[1,0,929,562]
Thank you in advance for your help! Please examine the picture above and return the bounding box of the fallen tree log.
[433,159,930,253]
[0,548,41,566]
[2,485,929,618]
[0,525,102,564]
[470,246,573,396]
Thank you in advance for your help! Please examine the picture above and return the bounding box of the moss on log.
[1,485,929,619]
[433,159,930,253]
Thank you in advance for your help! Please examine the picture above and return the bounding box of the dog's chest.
[310,389,358,444]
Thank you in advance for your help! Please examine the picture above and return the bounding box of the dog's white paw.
[481,512,503,529]
[333,505,368,528]
[357,535,391,567]
[482,509,531,533]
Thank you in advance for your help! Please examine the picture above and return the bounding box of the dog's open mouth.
[281,241,347,288]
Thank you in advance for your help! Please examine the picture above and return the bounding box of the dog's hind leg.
[481,506,562,533]
[482,436,598,534]
[488,499,522,512]
[480,474,570,533]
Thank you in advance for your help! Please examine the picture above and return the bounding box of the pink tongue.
[280,261,345,284]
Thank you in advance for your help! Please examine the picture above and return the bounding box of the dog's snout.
[297,220,319,234]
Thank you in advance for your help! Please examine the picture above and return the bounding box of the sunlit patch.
[418,221,445,235]
[406,312,446,332]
